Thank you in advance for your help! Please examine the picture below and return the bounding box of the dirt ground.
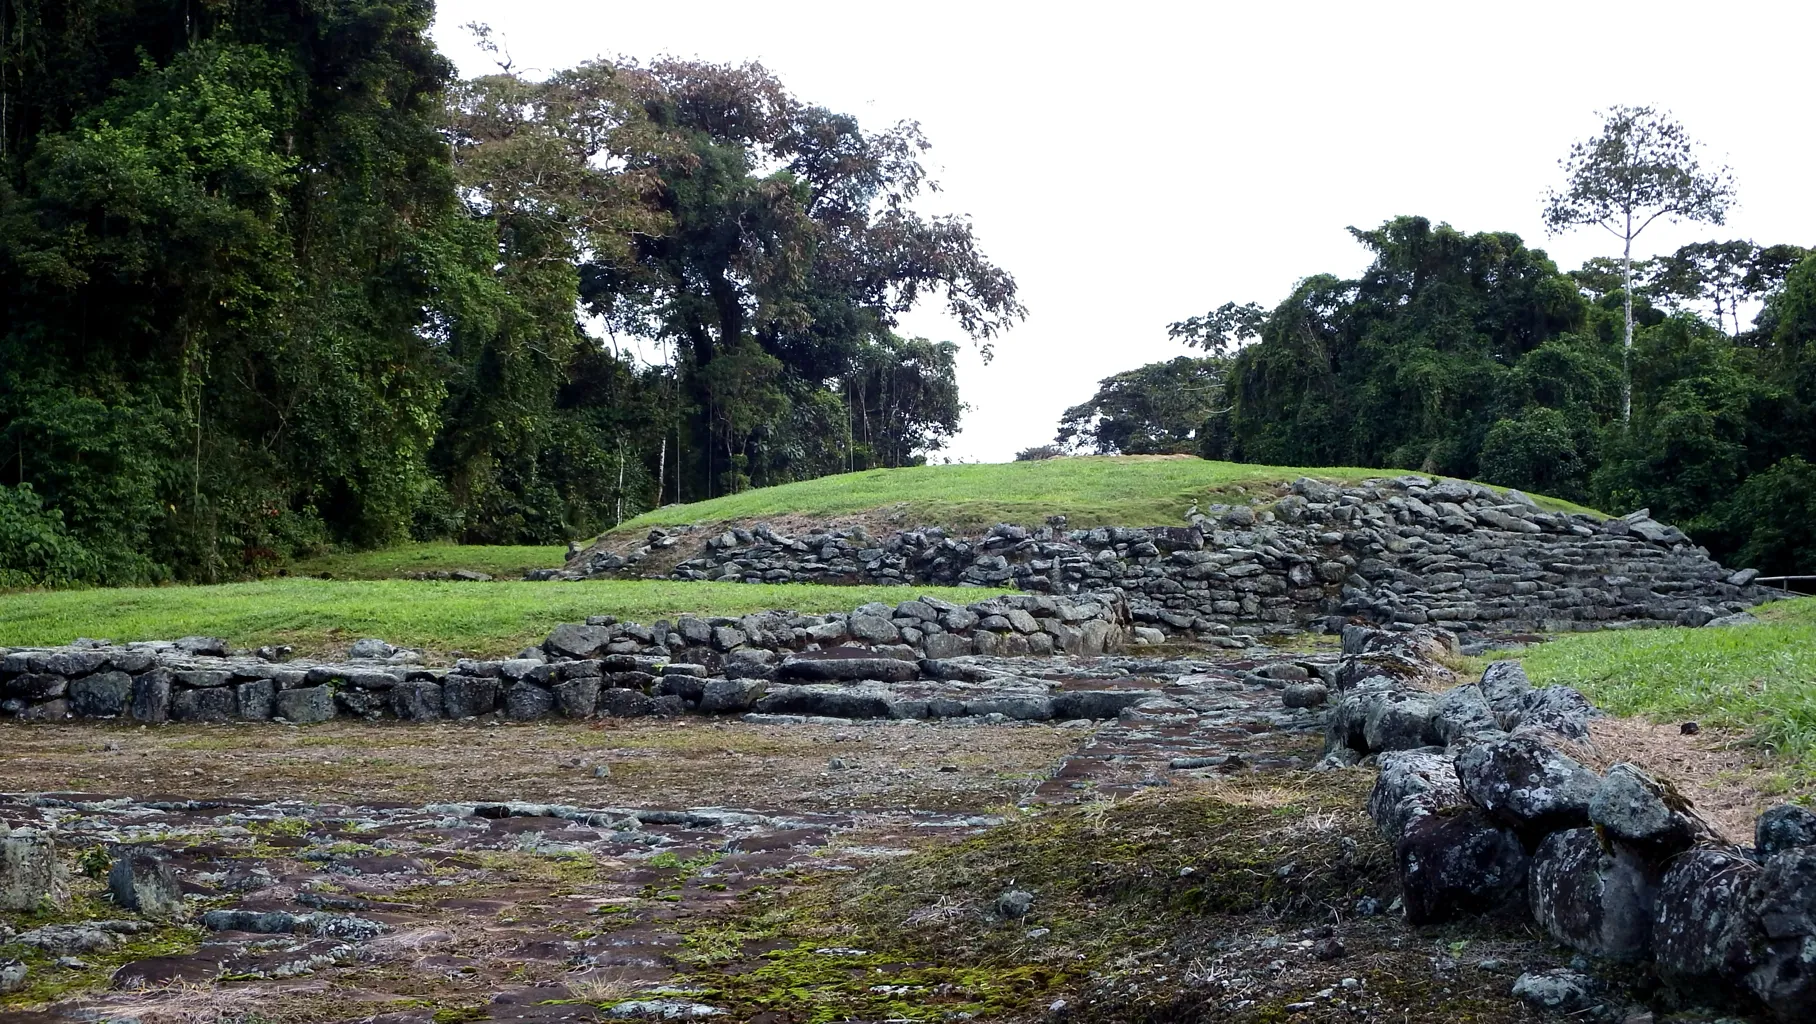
[0,646,1785,1024]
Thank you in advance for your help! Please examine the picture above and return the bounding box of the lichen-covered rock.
[235,679,275,720]
[441,676,498,719]
[130,668,173,723]
[1529,827,1656,960]
[274,685,335,724]
[776,654,917,683]
[108,847,185,919]
[0,958,24,994]
[1396,808,1526,924]
[1430,684,1500,744]
[171,685,235,722]
[0,831,65,910]
[1756,804,1816,857]
[67,670,132,717]
[504,681,555,721]
[1746,847,1816,1021]
[597,688,658,718]
[1476,660,1532,725]
[1510,969,1601,1014]
[1652,849,1758,991]
[390,681,443,721]
[1507,685,1596,741]
[1367,750,1464,843]
[1456,735,1599,838]
[1588,763,1700,854]
[551,677,599,718]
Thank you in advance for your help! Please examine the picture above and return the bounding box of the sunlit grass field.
[0,578,1006,659]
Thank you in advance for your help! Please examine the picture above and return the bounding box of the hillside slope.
[603,455,1599,541]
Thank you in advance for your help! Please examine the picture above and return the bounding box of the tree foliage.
[1092,220,1816,573]
[0,7,1014,583]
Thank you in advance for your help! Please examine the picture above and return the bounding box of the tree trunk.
[1621,227,1634,426]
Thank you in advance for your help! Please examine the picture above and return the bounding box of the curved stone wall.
[555,475,1768,639]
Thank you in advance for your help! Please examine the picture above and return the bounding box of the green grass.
[606,455,1601,538]
[0,578,1007,658]
[1498,596,1816,781]
[287,542,566,580]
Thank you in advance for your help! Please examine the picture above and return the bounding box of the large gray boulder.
[596,688,659,718]
[390,681,443,721]
[442,676,499,719]
[274,685,335,724]
[1652,849,1758,992]
[1396,808,1527,924]
[1746,847,1816,1021]
[1757,804,1816,857]
[1529,827,1656,960]
[171,686,235,722]
[1456,735,1599,838]
[130,668,173,723]
[544,623,612,660]
[68,671,132,717]
[108,847,185,919]
[1368,750,1465,843]
[235,679,275,720]
[777,653,916,683]
[0,831,65,910]
[503,681,555,721]
[551,677,599,717]
[1588,763,1700,854]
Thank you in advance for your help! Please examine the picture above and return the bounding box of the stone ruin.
[0,592,1132,726]
[1332,624,1816,1021]
[551,475,1770,641]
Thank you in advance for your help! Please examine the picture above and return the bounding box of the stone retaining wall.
[1327,625,1815,1021]
[0,592,1130,726]
[556,475,1767,640]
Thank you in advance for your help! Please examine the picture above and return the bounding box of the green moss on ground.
[603,455,1601,539]
[0,578,1007,658]
[626,773,1399,1022]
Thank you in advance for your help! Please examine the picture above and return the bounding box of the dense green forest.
[1056,218,1816,574]
[0,0,1013,586]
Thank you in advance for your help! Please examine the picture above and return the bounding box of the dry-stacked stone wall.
[557,475,1767,640]
[1328,625,1816,1021]
[0,592,1129,726]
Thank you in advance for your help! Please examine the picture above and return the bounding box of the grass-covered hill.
[600,455,1600,541]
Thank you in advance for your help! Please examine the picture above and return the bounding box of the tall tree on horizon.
[1543,105,1736,423]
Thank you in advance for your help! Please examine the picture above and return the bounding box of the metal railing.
[1754,575,1816,597]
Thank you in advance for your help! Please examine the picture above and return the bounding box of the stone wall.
[0,592,1129,726]
[1328,625,1816,1021]
[556,475,1767,640]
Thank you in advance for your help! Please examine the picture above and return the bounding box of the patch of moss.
[646,773,1395,1022]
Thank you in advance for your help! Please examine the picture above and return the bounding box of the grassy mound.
[0,578,1003,659]
[1497,596,1816,785]
[606,456,1600,539]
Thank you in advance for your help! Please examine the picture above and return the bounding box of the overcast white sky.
[430,0,1816,463]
